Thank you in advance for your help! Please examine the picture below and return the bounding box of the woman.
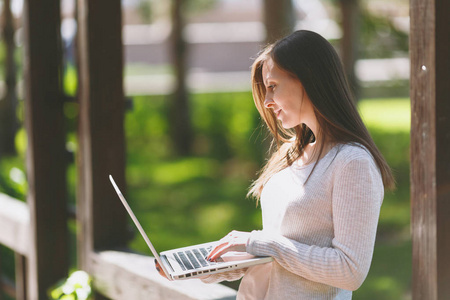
[161,30,395,299]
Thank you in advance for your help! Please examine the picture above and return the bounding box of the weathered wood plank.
[76,0,128,274]
[410,0,450,299]
[90,251,236,300]
[0,194,28,255]
[22,0,69,298]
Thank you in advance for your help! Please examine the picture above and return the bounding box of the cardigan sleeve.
[246,156,384,291]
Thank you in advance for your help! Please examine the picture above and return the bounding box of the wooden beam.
[0,0,18,156]
[0,194,29,255]
[22,0,69,298]
[76,0,128,273]
[410,0,450,299]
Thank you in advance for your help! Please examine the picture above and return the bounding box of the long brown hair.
[248,30,395,199]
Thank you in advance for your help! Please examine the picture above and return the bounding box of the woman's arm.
[200,268,247,284]
[247,157,384,291]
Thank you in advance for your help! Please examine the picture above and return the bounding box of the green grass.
[359,98,411,132]
[354,98,411,299]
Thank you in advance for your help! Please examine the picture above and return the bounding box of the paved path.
[124,58,409,96]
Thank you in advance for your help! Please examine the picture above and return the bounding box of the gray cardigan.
[203,144,384,300]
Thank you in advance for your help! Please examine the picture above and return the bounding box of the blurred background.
[0,0,410,299]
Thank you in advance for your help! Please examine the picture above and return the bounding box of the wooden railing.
[90,251,236,300]
[0,192,237,300]
[0,193,28,299]
[0,194,28,256]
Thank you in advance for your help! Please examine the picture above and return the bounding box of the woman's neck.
[297,137,333,167]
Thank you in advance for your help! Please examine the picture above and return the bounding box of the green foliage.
[359,7,409,58]
[48,270,92,300]
[0,156,27,199]
[125,92,266,251]
[137,0,153,23]
[185,0,217,14]
[125,92,266,161]
[64,64,78,97]
[355,98,411,299]
[135,0,218,23]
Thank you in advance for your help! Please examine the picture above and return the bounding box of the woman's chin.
[280,122,297,129]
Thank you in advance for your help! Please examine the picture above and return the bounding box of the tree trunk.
[339,0,360,100]
[0,0,18,156]
[263,0,296,44]
[169,0,192,156]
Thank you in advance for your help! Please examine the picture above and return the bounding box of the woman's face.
[262,58,316,130]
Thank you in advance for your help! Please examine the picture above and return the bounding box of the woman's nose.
[264,97,274,108]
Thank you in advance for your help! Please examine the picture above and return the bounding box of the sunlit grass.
[359,98,411,131]
[356,97,411,299]
[150,158,220,185]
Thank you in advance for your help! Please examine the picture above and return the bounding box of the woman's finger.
[154,259,168,279]
[208,245,230,261]
[208,241,244,261]
[206,242,228,261]
[208,231,250,261]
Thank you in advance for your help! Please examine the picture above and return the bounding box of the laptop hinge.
[160,254,174,272]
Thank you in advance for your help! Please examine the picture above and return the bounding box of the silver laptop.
[109,175,273,281]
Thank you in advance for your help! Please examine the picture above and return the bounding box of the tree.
[0,0,18,156]
[169,0,192,156]
[263,0,296,44]
[338,0,360,100]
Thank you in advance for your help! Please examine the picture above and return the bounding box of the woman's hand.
[154,259,168,279]
[206,230,251,262]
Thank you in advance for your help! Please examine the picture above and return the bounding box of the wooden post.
[0,0,18,156]
[410,0,450,299]
[14,254,27,300]
[76,0,128,293]
[22,0,69,298]
[263,0,296,44]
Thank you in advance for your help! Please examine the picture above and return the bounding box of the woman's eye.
[268,85,276,90]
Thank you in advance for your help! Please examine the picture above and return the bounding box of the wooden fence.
[0,191,236,300]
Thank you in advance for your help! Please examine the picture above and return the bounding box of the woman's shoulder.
[332,143,376,166]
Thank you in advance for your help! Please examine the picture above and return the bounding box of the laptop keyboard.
[174,246,218,271]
